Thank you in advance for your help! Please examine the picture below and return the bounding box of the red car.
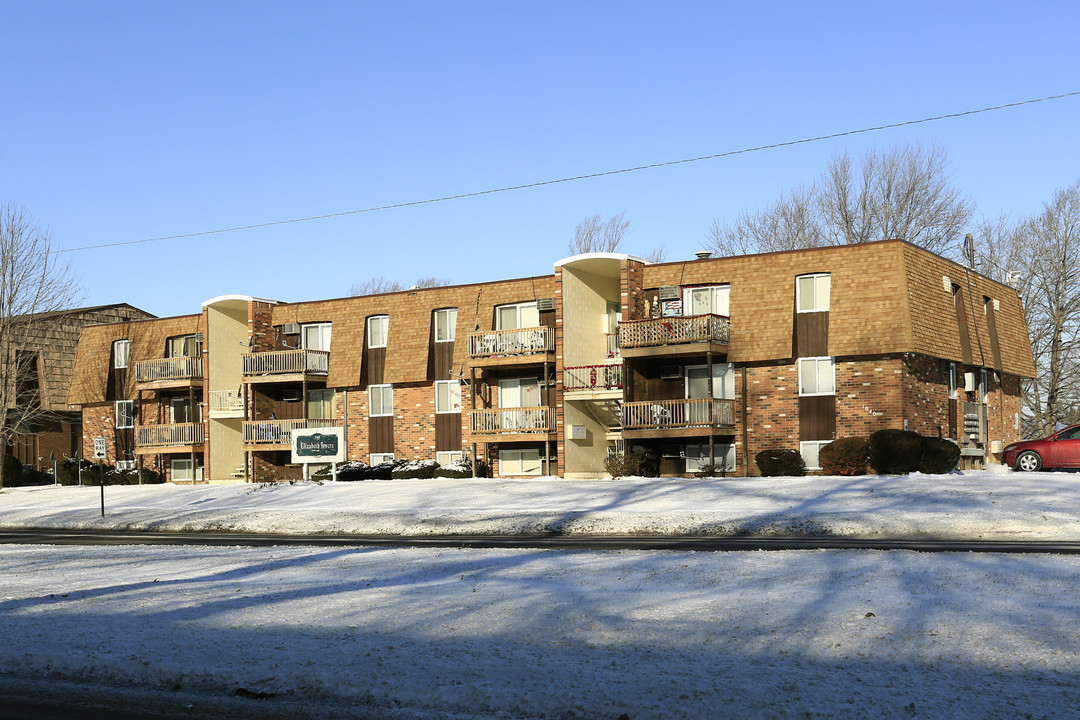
[1003,424,1080,471]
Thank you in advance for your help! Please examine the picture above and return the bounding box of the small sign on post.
[291,427,345,481]
[92,437,107,460]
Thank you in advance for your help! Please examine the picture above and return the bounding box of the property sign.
[290,427,345,464]
[92,437,107,460]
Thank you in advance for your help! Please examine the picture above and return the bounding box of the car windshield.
[1056,427,1080,440]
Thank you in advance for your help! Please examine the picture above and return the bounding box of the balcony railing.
[208,390,244,414]
[243,349,329,376]
[136,422,205,447]
[467,327,554,359]
[468,407,556,435]
[618,314,730,350]
[622,398,735,430]
[242,418,336,444]
[134,356,203,383]
[563,364,624,391]
[606,333,620,358]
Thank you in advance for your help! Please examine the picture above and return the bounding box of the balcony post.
[707,351,715,468]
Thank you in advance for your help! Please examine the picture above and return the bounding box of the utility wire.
[58,90,1080,254]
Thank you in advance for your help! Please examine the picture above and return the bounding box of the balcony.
[242,349,329,382]
[134,422,205,454]
[242,418,337,448]
[622,398,735,439]
[618,314,730,358]
[606,333,620,359]
[208,389,244,418]
[563,364,623,399]
[467,406,556,442]
[467,327,555,367]
[134,356,203,390]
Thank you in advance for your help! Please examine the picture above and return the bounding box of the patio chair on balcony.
[650,404,670,427]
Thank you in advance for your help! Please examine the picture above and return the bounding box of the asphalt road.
[3,528,1079,553]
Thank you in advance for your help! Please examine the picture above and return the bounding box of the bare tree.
[0,203,80,489]
[706,144,973,257]
[569,212,631,255]
[642,243,669,263]
[349,276,450,297]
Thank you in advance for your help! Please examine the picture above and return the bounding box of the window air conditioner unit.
[195,332,204,342]
[282,388,301,402]
[658,286,680,301]
[282,323,301,335]
[536,297,556,312]
[568,425,587,440]
[661,365,682,380]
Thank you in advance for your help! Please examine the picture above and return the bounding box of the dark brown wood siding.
[794,311,829,357]
[432,342,454,380]
[984,297,1003,371]
[435,413,462,452]
[362,347,386,386]
[953,286,974,365]
[799,395,836,442]
[369,416,394,454]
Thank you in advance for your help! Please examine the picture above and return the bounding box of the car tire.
[1016,451,1043,472]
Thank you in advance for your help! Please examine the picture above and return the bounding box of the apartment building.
[65,240,1034,481]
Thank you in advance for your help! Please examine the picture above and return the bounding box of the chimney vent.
[695,251,712,260]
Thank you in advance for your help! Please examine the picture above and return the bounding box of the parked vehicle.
[1002,425,1080,471]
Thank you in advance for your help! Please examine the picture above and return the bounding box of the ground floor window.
[436,450,463,465]
[116,460,135,471]
[800,440,831,471]
[370,452,395,465]
[685,442,735,472]
[499,448,542,476]
[172,457,204,482]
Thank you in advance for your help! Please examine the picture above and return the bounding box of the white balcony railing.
[563,364,624,391]
[606,333,620,358]
[135,356,203,383]
[242,418,336,444]
[618,314,730,350]
[136,422,205,447]
[622,398,735,430]
[243,349,329,376]
[208,390,244,413]
[467,327,554,359]
[468,407,556,435]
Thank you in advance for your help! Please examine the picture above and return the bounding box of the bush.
[391,459,439,479]
[3,453,24,486]
[819,437,870,476]
[694,462,725,478]
[868,429,924,475]
[918,436,961,474]
[435,458,488,478]
[755,448,806,477]
[604,452,647,479]
[311,461,368,482]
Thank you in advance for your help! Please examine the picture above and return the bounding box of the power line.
[58,90,1080,254]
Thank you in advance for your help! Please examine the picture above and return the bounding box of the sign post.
[290,428,345,481]
[92,437,107,517]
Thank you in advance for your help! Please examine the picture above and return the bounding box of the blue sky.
[2,1,1078,318]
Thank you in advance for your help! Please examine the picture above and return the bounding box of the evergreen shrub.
[755,448,806,477]
[818,437,870,476]
[918,436,961,474]
[868,429,924,474]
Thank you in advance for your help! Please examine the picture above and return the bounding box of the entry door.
[685,364,734,424]
[171,397,193,424]
[499,378,541,430]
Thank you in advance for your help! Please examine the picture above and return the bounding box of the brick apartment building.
[65,240,1034,482]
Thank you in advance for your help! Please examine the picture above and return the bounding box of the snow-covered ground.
[1,469,1079,719]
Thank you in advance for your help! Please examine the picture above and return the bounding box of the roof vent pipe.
[695,251,712,260]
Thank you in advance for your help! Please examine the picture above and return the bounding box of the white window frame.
[685,443,736,472]
[307,388,336,420]
[495,301,540,330]
[172,457,204,482]
[800,440,831,471]
[682,285,730,317]
[980,368,989,404]
[684,363,735,400]
[948,363,958,400]
[367,315,389,349]
[167,334,201,358]
[302,322,332,352]
[436,451,463,465]
[499,448,542,476]
[115,460,135,471]
[170,397,193,424]
[370,452,395,466]
[115,400,135,429]
[435,380,462,414]
[369,384,394,417]
[435,308,457,343]
[796,273,831,313]
[113,339,130,369]
[798,357,836,396]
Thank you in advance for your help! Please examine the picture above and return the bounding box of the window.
[685,443,736,472]
[113,340,130,369]
[605,301,622,334]
[683,285,730,316]
[308,389,335,420]
[437,451,463,465]
[435,308,457,343]
[172,457,204,482]
[167,334,201,358]
[170,397,193,424]
[370,452,395,466]
[980,368,989,405]
[796,273,831,312]
[367,315,388,349]
[499,448,542,476]
[435,380,462,413]
[116,400,135,428]
[115,460,135,471]
[496,301,539,330]
[800,441,831,471]
[302,323,332,352]
[369,384,393,417]
[685,363,735,399]
[799,357,836,396]
[499,378,540,408]
[948,363,958,400]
